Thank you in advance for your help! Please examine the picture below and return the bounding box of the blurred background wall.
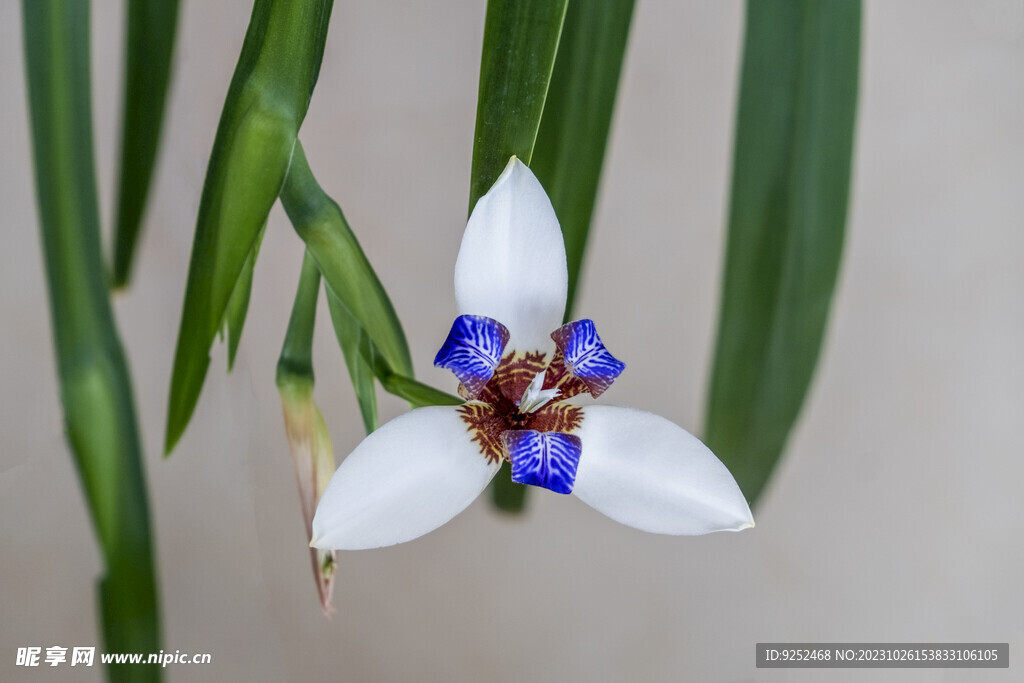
[1,1,1022,681]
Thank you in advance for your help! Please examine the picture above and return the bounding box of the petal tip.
[720,504,754,532]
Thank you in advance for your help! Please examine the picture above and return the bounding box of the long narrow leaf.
[22,1,161,679]
[325,289,379,434]
[468,0,567,210]
[704,0,861,504]
[470,0,566,512]
[531,0,635,321]
[223,223,265,371]
[166,0,334,454]
[111,0,181,288]
[355,333,463,408]
[277,142,460,432]
[280,142,413,379]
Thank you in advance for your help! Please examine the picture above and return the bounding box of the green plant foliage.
[111,0,181,288]
[325,289,379,435]
[22,1,161,678]
[276,252,319,387]
[532,0,635,321]
[278,143,458,416]
[468,0,568,211]
[223,223,265,371]
[280,142,413,381]
[165,0,334,454]
[705,0,861,505]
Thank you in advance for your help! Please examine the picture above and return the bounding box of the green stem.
[22,1,160,679]
[277,250,321,385]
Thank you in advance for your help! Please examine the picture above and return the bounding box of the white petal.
[311,406,500,550]
[572,406,754,534]
[455,157,568,354]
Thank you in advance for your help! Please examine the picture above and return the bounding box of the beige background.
[2,1,1023,681]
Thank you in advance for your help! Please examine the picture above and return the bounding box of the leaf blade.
[468,0,568,210]
[280,142,413,380]
[325,288,379,434]
[165,0,334,454]
[531,0,635,321]
[111,0,181,288]
[224,223,265,371]
[704,0,861,504]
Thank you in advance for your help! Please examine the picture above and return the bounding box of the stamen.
[518,370,560,414]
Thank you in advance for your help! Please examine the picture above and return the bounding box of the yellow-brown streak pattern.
[457,402,507,463]
[530,403,584,435]
[491,351,548,403]
[543,347,589,400]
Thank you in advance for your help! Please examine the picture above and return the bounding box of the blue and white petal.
[454,157,568,355]
[434,315,510,397]
[571,406,753,534]
[504,429,583,495]
[311,407,501,550]
[551,319,625,397]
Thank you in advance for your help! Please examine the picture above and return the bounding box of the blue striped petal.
[550,319,625,398]
[434,315,510,397]
[504,429,583,495]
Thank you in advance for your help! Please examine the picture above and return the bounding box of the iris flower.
[312,157,752,550]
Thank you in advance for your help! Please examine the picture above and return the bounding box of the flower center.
[456,351,583,464]
[434,315,625,478]
[517,370,560,414]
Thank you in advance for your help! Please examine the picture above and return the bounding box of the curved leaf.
[280,142,413,379]
[166,0,334,454]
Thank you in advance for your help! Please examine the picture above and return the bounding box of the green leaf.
[531,0,634,321]
[165,0,334,454]
[22,1,160,677]
[468,0,568,211]
[704,0,861,505]
[110,0,181,288]
[358,334,463,408]
[280,142,413,380]
[325,287,379,434]
[278,142,457,424]
[470,0,566,512]
[223,223,265,371]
